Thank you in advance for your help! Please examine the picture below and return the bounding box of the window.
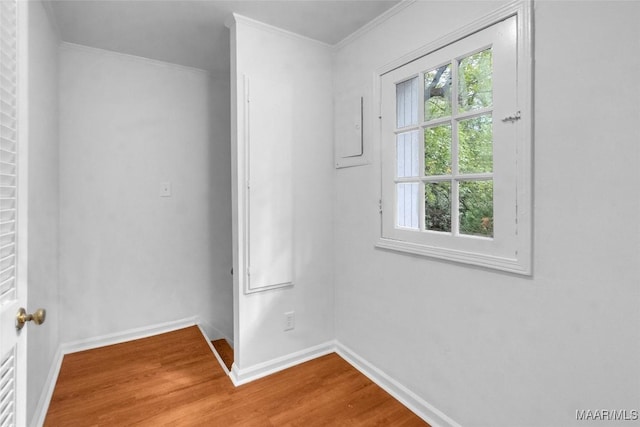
[376,3,532,274]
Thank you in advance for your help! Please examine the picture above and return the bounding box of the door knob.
[16,307,46,330]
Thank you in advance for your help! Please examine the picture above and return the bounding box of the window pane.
[458,49,492,112]
[424,124,451,176]
[425,182,451,232]
[397,183,419,229]
[459,180,493,237]
[424,63,451,121]
[396,77,418,128]
[459,114,493,174]
[397,131,419,178]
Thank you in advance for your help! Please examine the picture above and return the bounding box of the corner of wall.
[335,342,460,427]
[229,341,335,386]
[26,0,62,424]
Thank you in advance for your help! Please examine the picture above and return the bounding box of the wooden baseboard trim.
[229,340,335,386]
[335,341,460,427]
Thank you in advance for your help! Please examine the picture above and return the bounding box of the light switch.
[160,182,172,197]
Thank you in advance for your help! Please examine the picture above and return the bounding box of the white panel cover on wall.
[245,75,294,292]
[334,93,366,168]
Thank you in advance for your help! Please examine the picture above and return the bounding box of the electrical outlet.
[160,181,172,197]
[284,311,295,331]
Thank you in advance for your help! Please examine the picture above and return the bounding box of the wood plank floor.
[211,338,234,372]
[45,326,429,426]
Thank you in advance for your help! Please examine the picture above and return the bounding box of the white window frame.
[375,1,533,275]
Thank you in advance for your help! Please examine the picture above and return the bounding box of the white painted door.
[1,1,27,425]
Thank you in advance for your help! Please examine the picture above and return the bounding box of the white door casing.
[0,1,28,425]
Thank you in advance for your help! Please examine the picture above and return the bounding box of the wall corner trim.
[375,0,531,76]
[335,341,462,427]
[59,317,199,355]
[224,12,239,30]
[229,341,335,386]
[333,0,416,50]
[58,41,210,75]
[225,13,332,49]
[30,346,64,427]
[197,324,233,376]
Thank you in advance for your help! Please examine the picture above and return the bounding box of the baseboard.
[196,324,232,376]
[31,317,199,426]
[30,346,64,427]
[59,317,198,354]
[229,340,335,386]
[32,324,457,427]
[335,341,461,427]
[198,320,234,349]
[228,340,457,426]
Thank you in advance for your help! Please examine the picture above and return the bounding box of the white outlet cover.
[160,182,172,197]
[284,311,295,331]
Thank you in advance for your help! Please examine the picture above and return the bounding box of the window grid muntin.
[394,46,494,238]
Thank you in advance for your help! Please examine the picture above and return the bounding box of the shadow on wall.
[206,70,234,343]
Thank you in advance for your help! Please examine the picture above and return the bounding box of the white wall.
[206,71,234,345]
[36,2,640,425]
[333,1,640,426]
[58,44,233,343]
[229,17,334,372]
[26,1,60,423]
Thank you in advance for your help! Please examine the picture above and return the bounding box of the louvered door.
[0,1,26,425]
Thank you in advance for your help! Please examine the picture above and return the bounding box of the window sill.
[375,237,531,276]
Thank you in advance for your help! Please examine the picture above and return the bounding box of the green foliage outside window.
[459,115,492,174]
[459,49,493,112]
[425,182,451,232]
[423,48,494,237]
[424,64,451,120]
[459,180,493,237]
[424,125,451,176]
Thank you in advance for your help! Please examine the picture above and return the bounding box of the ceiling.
[48,0,400,72]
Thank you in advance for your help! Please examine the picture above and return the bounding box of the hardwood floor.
[45,326,428,426]
[211,338,234,372]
